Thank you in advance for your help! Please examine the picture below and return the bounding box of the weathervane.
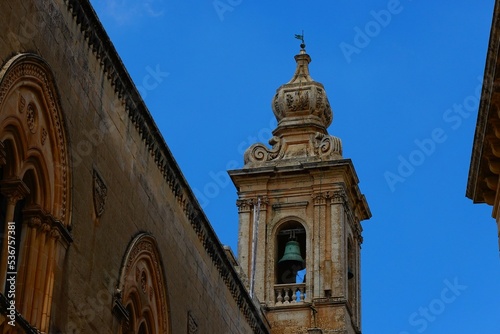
[294,30,305,50]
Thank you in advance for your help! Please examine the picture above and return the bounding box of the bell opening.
[276,224,306,284]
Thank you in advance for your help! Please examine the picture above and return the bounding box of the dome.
[271,49,333,130]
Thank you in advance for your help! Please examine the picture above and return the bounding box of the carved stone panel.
[93,169,107,217]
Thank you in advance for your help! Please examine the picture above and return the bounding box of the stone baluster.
[283,288,290,304]
[275,288,283,305]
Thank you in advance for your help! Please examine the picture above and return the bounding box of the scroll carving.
[244,136,283,164]
[313,132,342,158]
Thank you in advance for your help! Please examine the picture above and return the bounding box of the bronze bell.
[278,240,305,271]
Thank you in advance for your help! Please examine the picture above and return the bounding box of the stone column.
[0,178,29,292]
[40,227,60,331]
[30,221,51,328]
[19,215,42,317]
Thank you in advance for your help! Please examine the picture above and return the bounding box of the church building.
[0,0,370,333]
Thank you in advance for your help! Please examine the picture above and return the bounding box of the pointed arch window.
[0,54,72,333]
[116,233,170,334]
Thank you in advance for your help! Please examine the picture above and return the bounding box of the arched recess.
[116,233,170,334]
[271,218,309,305]
[0,53,72,332]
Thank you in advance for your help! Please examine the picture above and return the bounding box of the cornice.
[63,1,269,332]
[467,0,500,201]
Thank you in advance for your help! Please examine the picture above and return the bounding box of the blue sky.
[89,1,499,332]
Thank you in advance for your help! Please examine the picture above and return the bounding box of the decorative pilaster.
[312,193,327,298]
[329,189,346,298]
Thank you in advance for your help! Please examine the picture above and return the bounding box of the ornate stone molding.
[0,178,30,204]
[237,197,269,212]
[236,199,254,213]
[119,234,169,333]
[0,54,70,224]
[312,192,328,206]
[22,206,72,245]
[243,132,343,166]
[331,189,347,205]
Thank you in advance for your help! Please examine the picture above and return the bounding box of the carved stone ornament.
[41,127,48,145]
[18,94,26,113]
[271,51,333,128]
[26,103,37,133]
[313,132,342,158]
[244,136,283,164]
[93,169,107,217]
[188,311,198,334]
[140,270,147,293]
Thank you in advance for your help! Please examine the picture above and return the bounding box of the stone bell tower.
[229,45,371,334]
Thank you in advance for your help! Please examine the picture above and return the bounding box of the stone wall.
[0,0,269,333]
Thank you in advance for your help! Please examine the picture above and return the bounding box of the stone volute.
[244,47,342,166]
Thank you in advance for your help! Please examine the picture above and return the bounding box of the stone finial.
[243,49,341,166]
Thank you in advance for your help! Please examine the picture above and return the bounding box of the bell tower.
[229,44,371,334]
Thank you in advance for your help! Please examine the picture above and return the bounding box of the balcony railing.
[274,283,306,306]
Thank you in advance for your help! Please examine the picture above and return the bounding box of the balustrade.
[274,283,306,306]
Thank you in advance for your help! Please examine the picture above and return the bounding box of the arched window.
[276,221,306,284]
[0,54,71,332]
[274,221,307,305]
[117,233,170,334]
